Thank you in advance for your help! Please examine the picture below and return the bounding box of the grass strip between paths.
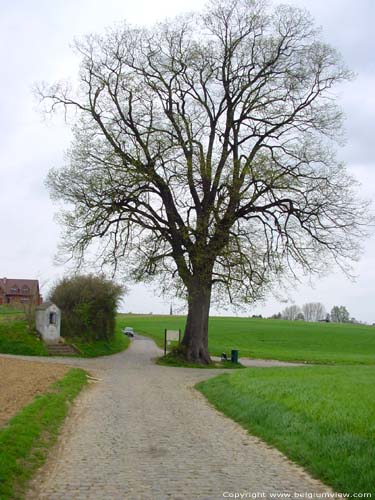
[156,351,245,369]
[0,368,87,500]
[196,366,375,497]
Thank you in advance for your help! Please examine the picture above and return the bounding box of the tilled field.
[0,358,69,427]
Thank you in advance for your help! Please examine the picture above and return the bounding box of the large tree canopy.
[40,0,369,362]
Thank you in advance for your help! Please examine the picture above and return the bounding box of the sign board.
[164,329,181,355]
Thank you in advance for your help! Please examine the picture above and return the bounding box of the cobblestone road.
[21,337,331,500]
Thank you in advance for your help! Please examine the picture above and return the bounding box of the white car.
[123,327,134,337]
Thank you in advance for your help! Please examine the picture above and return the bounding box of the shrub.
[49,275,123,341]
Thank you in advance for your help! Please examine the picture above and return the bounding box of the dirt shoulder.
[0,358,69,427]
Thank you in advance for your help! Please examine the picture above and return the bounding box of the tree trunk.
[181,280,212,364]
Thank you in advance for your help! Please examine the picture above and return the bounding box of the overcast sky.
[1,0,374,322]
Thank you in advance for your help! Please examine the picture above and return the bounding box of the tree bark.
[181,279,212,364]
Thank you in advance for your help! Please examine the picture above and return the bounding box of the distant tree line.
[270,303,356,323]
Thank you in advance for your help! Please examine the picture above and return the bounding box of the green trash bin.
[231,349,239,363]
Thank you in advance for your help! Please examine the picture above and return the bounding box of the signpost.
[164,329,181,355]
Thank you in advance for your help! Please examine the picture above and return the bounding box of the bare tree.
[282,305,302,321]
[302,302,326,322]
[38,0,369,363]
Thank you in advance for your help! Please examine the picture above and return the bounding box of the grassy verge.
[0,368,87,499]
[197,366,375,495]
[156,351,244,369]
[71,326,130,357]
[0,319,48,356]
[118,314,375,364]
[0,316,129,358]
[0,306,23,316]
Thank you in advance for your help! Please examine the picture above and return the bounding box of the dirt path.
[0,358,69,427]
[17,337,331,500]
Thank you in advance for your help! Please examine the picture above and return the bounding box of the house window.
[49,312,57,325]
[21,286,30,294]
[20,297,29,304]
[10,286,18,293]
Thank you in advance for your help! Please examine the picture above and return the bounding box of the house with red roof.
[0,278,42,306]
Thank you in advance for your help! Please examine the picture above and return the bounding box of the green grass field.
[197,366,375,495]
[0,305,23,316]
[117,314,375,364]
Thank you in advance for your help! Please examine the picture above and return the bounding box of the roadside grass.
[156,350,244,369]
[0,319,48,356]
[118,314,375,364]
[0,368,87,499]
[197,366,375,495]
[0,316,129,358]
[70,325,130,357]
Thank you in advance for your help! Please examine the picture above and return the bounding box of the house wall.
[6,296,29,305]
[0,294,41,306]
[0,279,42,306]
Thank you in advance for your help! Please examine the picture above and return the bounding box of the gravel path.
[19,337,331,499]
